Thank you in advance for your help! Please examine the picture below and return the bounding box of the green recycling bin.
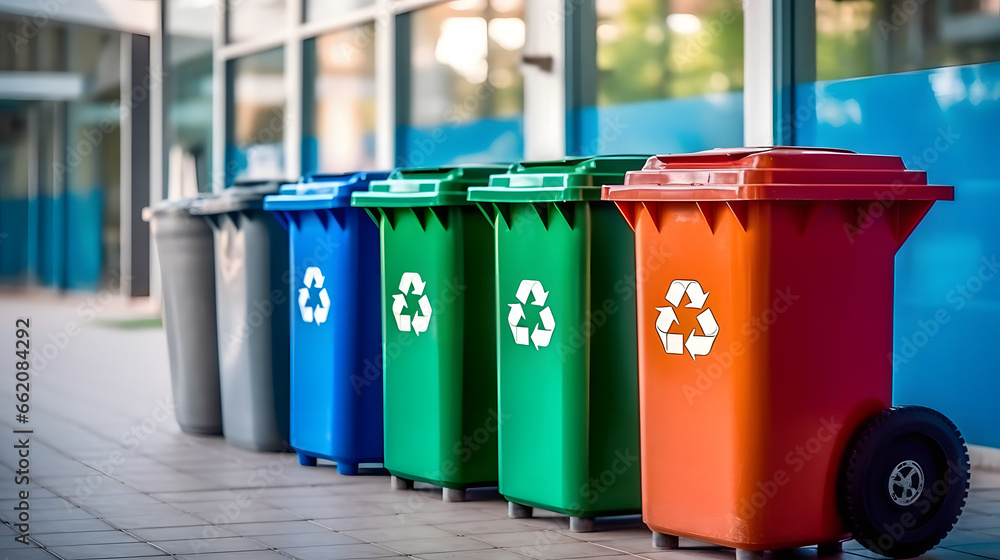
[351,165,509,502]
[467,156,646,531]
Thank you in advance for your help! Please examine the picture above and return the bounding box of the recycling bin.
[602,148,969,559]
[144,196,222,435]
[351,165,509,501]
[263,172,389,474]
[191,181,290,452]
[467,156,646,531]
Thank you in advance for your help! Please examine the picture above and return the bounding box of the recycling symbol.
[392,272,432,335]
[508,280,555,350]
[298,267,331,325]
[655,279,719,360]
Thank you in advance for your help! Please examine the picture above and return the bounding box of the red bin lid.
[601,147,954,202]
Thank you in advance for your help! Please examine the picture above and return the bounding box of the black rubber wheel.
[839,406,970,559]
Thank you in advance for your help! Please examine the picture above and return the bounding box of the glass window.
[0,108,31,283]
[396,0,525,168]
[814,0,1000,81]
[228,0,286,44]
[227,47,286,185]
[569,0,744,156]
[166,0,214,194]
[303,23,377,174]
[307,0,373,23]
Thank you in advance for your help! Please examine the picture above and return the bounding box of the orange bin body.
[602,148,953,551]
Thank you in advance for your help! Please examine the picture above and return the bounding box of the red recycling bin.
[602,147,969,559]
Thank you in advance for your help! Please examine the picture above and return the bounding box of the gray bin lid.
[142,194,213,222]
[189,180,284,216]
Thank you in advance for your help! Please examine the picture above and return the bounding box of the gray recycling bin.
[190,181,291,452]
[144,196,223,435]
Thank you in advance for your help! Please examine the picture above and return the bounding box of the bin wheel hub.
[888,459,924,506]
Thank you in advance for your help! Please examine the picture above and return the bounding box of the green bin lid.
[350,165,510,208]
[466,156,649,203]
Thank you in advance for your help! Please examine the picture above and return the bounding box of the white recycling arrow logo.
[298,267,331,325]
[392,272,432,335]
[655,279,719,360]
[508,280,555,350]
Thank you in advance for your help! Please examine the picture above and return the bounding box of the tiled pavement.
[0,294,999,560]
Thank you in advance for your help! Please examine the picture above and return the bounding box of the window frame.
[211,0,785,192]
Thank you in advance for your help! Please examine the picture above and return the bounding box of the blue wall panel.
[570,92,744,156]
[796,61,1000,448]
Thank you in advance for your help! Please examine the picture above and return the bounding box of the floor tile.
[437,519,541,536]
[250,531,362,548]
[847,545,988,560]
[0,547,60,560]
[126,525,240,542]
[378,535,495,555]
[193,508,303,524]
[219,520,330,537]
[46,542,168,559]
[313,514,424,531]
[29,519,116,534]
[108,513,206,529]
[154,536,268,555]
[415,551,534,560]
[506,542,628,559]
[31,530,138,547]
[177,552,290,560]
[943,542,1000,559]
[280,543,403,559]
[471,531,580,548]
[344,525,456,543]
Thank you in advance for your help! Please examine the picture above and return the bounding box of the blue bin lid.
[189,180,284,215]
[264,172,391,211]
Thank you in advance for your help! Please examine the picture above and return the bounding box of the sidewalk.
[1,294,998,560]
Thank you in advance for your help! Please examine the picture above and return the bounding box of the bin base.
[391,476,414,490]
[570,517,595,533]
[508,502,533,519]
[178,424,224,436]
[297,453,317,467]
[225,436,287,453]
[442,488,466,503]
[652,533,679,550]
[736,550,765,560]
[336,461,359,476]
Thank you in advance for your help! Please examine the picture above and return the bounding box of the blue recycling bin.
[264,172,389,475]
